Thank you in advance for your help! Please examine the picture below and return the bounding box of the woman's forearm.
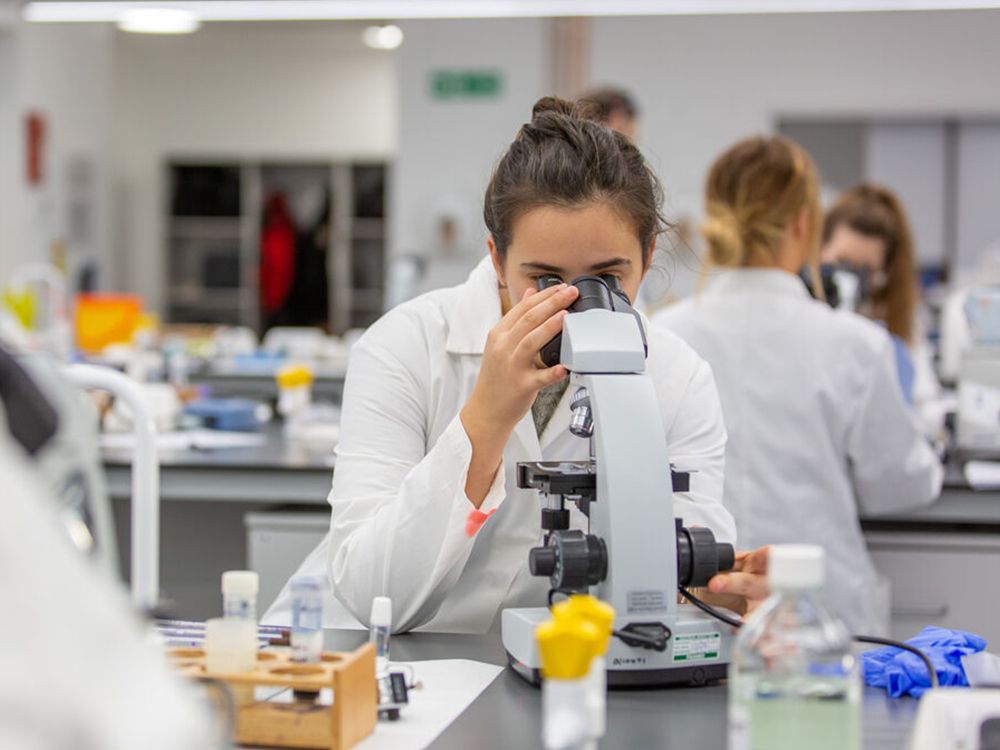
[460,400,510,508]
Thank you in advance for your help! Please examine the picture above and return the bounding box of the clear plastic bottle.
[728,545,860,750]
[290,576,324,664]
[536,609,601,750]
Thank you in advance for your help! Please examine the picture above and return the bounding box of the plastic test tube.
[290,576,324,663]
[369,596,392,677]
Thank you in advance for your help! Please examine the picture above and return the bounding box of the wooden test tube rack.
[167,644,377,750]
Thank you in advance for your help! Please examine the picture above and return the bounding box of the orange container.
[75,294,143,353]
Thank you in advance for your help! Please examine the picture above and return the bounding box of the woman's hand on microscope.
[460,283,578,507]
[704,546,771,618]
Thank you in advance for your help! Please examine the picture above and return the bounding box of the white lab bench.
[103,428,1000,647]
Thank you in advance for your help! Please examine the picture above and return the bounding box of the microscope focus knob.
[529,546,558,577]
[676,521,736,588]
[528,530,608,592]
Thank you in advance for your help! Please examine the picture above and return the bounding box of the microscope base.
[506,652,727,688]
[501,607,732,689]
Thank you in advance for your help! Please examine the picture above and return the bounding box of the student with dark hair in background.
[821,184,942,416]
[579,86,639,142]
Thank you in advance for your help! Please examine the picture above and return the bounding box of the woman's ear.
[642,240,657,276]
[487,236,506,288]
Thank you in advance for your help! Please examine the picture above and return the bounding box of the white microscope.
[501,276,737,688]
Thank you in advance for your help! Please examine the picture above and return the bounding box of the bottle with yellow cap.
[552,596,614,749]
[275,364,315,432]
[536,612,602,750]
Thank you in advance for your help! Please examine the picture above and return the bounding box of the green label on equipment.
[431,70,502,99]
[673,633,721,662]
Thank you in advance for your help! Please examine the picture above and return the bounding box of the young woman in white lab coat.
[821,184,944,433]
[269,98,746,634]
[653,136,943,636]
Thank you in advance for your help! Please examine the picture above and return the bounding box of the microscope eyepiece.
[539,274,646,368]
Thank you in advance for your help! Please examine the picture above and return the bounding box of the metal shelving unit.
[165,160,387,334]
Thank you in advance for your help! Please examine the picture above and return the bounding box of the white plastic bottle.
[222,570,259,623]
[728,545,860,750]
[290,576,324,663]
[369,596,392,678]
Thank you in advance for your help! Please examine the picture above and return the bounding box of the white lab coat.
[0,410,214,750]
[653,269,944,636]
[268,257,736,634]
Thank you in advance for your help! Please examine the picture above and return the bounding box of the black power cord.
[679,586,744,628]
[611,627,669,651]
[853,635,939,690]
[678,586,940,689]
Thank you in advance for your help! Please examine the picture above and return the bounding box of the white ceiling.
[21,0,1000,23]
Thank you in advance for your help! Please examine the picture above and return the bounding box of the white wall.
[390,19,549,262]
[591,10,1000,226]
[112,23,397,311]
[0,30,18,284]
[0,22,115,289]
[391,11,1000,297]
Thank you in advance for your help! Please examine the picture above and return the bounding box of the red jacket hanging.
[260,193,296,315]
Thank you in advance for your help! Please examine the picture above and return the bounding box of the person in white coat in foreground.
[0,404,215,750]
[653,135,943,636]
[268,97,767,634]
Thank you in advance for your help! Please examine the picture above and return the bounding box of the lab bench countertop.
[320,629,918,750]
[101,422,334,503]
[102,424,1000,528]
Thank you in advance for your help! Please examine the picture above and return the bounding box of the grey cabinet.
[867,530,1000,647]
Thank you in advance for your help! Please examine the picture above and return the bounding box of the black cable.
[678,586,743,628]
[853,635,939,690]
[611,628,668,651]
[547,589,571,607]
[678,587,940,689]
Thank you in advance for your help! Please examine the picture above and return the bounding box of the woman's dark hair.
[822,183,917,343]
[483,96,666,266]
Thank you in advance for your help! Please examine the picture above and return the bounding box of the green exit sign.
[431,70,503,100]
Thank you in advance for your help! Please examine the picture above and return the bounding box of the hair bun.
[530,95,604,125]
[531,96,576,120]
[701,203,745,267]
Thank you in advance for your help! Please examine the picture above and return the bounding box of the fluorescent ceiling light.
[117,7,200,32]
[24,0,1000,23]
[363,24,404,49]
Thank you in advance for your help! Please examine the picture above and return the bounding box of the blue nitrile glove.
[861,626,987,698]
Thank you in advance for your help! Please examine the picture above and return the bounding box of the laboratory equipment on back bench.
[501,275,736,688]
[957,286,1000,455]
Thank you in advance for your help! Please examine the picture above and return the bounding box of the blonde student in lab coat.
[268,97,750,634]
[653,136,943,636]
